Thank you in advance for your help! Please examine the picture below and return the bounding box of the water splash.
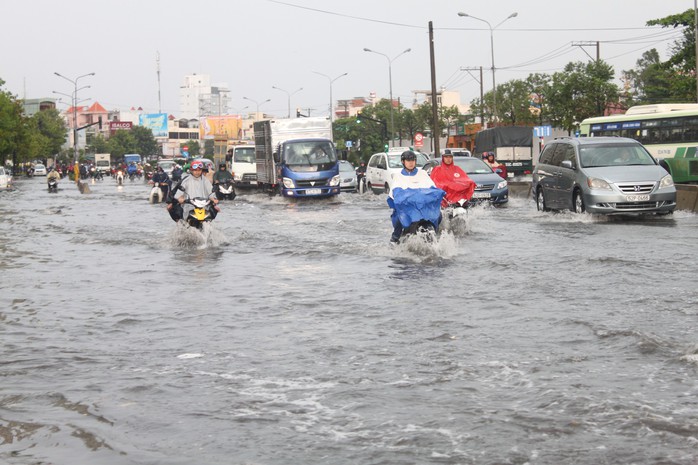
[168,221,229,249]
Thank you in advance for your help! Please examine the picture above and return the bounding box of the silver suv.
[531,137,676,215]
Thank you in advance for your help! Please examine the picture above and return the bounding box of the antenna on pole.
[156,51,162,114]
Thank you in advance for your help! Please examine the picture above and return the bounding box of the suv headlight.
[282,177,295,189]
[587,177,612,190]
[497,180,508,190]
[659,174,674,189]
[329,174,341,186]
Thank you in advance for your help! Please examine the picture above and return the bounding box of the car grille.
[296,178,330,188]
[242,173,257,181]
[596,200,674,210]
[616,182,655,194]
[475,183,495,191]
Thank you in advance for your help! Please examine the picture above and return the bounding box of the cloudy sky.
[0,0,690,118]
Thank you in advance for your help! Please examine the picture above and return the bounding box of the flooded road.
[1,176,698,465]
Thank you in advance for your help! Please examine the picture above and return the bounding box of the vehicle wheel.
[367,182,377,195]
[572,189,585,213]
[535,187,549,212]
[384,183,390,195]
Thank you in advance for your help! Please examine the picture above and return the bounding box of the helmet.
[487,152,495,159]
[401,150,417,162]
[191,161,204,170]
[219,163,226,169]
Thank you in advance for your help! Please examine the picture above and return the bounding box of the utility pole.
[156,51,162,114]
[429,21,440,157]
[572,41,600,62]
[460,66,485,127]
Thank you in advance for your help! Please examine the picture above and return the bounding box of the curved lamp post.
[457,12,517,124]
[54,72,95,163]
[312,71,348,123]
[242,97,270,119]
[272,86,303,118]
[363,47,411,145]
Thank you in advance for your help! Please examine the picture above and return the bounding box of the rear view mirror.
[561,160,574,169]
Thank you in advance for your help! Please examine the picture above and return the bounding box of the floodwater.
[1,176,698,465]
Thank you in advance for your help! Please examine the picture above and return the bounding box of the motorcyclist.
[171,164,183,182]
[47,167,61,184]
[126,162,138,179]
[151,166,171,200]
[387,150,439,243]
[167,160,219,222]
[212,163,233,185]
[430,152,475,208]
[484,152,507,179]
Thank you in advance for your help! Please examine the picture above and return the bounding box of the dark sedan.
[423,156,508,205]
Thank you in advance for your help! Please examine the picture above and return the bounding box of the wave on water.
[168,222,229,249]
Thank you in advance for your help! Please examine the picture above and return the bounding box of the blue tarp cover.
[390,187,445,228]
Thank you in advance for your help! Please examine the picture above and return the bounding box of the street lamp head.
[509,12,518,19]
[404,48,412,53]
[363,48,372,52]
[457,12,469,17]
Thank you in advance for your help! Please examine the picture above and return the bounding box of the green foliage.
[0,79,27,164]
[203,139,214,157]
[31,108,67,156]
[131,126,159,157]
[622,9,697,103]
[182,140,200,157]
[107,130,136,160]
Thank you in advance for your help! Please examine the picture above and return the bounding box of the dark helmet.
[219,163,226,169]
[401,150,417,162]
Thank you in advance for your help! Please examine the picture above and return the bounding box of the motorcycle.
[148,181,164,203]
[437,180,475,236]
[116,170,124,186]
[47,178,58,193]
[391,187,445,243]
[215,180,236,200]
[183,196,217,229]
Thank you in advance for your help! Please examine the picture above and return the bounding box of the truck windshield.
[284,141,337,171]
[234,147,255,164]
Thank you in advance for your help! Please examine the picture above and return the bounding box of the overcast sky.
[0,0,690,118]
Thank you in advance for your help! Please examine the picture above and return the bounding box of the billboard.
[200,116,243,140]
[139,113,168,138]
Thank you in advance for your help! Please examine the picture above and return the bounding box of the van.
[531,137,676,215]
[365,149,430,194]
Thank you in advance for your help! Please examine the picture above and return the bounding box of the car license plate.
[306,188,322,195]
[626,194,650,201]
[472,192,491,199]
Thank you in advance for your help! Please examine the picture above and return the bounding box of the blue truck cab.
[255,118,341,198]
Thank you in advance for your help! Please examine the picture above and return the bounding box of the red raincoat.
[430,162,476,207]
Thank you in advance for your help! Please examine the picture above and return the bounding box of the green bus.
[579,104,698,183]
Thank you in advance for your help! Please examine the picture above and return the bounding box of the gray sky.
[0,0,690,118]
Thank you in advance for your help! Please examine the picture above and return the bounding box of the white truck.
[254,117,340,198]
[95,153,111,175]
[229,145,257,188]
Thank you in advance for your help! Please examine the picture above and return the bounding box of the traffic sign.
[414,132,424,148]
[534,125,552,137]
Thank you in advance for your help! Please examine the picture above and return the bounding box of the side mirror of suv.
[561,160,574,169]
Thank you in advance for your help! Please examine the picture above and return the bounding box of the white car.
[33,164,47,176]
[0,166,12,189]
[365,150,430,194]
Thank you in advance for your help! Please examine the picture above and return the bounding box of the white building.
[179,74,230,119]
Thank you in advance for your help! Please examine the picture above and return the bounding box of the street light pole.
[272,86,303,118]
[458,12,517,125]
[312,72,348,123]
[242,97,270,120]
[363,47,411,147]
[54,72,95,164]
